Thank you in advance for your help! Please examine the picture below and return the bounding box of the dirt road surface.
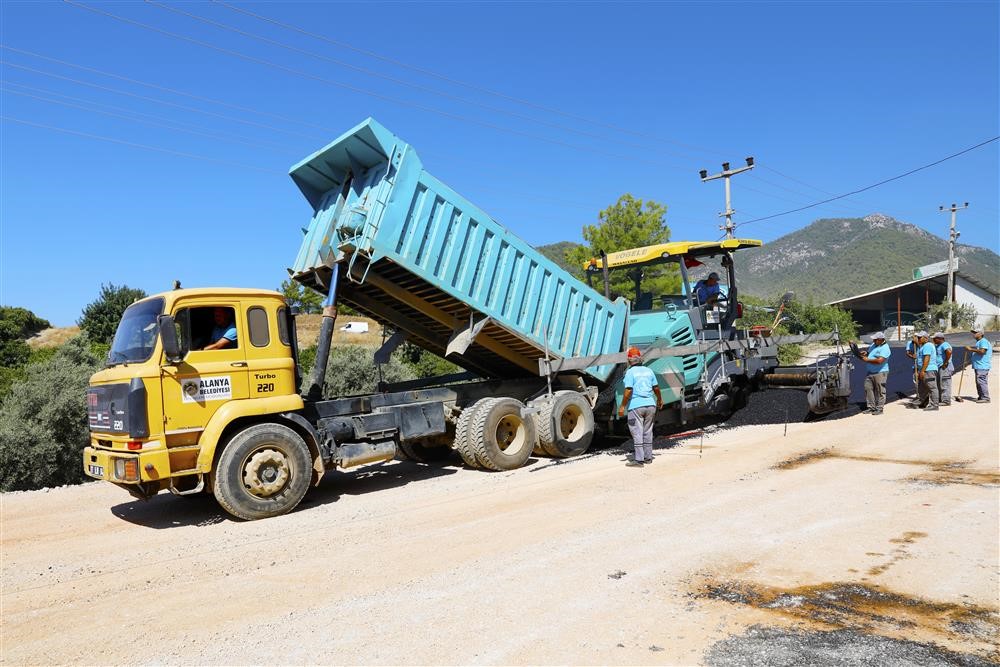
[3,375,998,665]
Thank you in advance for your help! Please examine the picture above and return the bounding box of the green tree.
[279,279,323,314]
[78,283,147,344]
[0,336,101,491]
[0,306,50,368]
[566,194,679,299]
[302,344,416,398]
[398,341,463,379]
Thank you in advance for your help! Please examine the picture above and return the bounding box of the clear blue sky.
[2,1,998,326]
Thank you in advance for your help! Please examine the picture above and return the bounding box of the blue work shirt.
[624,365,658,410]
[695,280,721,304]
[865,342,891,374]
[918,341,939,372]
[972,337,993,370]
[211,324,238,348]
[935,341,954,372]
[906,340,919,369]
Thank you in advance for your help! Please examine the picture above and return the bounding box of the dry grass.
[295,314,383,349]
[26,326,80,349]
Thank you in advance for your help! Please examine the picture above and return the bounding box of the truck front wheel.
[213,423,312,521]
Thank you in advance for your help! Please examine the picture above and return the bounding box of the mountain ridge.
[536,214,999,303]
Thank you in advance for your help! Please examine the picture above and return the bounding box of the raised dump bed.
[289,118,628,383]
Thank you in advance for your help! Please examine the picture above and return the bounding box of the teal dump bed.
[289,118,628,383]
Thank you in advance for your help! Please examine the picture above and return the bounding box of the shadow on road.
[110,457,468,529]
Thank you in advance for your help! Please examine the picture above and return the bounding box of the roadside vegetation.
[736,295,859,365]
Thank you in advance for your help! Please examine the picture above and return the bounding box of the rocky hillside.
[537,214,999,303]
[736,214,999,302]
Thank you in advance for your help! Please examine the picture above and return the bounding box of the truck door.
[242,301,296,399]
[160,302,250,438]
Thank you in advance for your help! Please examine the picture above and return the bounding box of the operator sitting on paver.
[964,327,992,403]
[932,332,954,406]
[619,347,663,467]
[913,331,940,411]
[858,331,890,415]
[202,307,238,350]
[694,272,722,306]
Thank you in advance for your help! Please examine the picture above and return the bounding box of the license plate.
[88,464,105,477]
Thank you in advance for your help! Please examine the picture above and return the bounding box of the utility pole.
[938,202,968,304]
[700,157,755,239]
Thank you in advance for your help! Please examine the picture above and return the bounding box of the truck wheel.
[470,398,537,471]
[536,391,595,458]
[212,423,312,521]
[453,398,493,469]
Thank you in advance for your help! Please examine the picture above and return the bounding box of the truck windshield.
[108,298,164,365]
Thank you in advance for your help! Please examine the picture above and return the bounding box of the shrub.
[302,344,415,398]
[0,336,100,491]
[0,306,50,340]
[736,296,858,364]
[913,301,978,332]
[78,283,147,344]
[398,341,462,378]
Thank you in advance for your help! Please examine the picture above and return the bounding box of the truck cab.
[83,288,318,511]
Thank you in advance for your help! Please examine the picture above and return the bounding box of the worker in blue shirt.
[858,331,890,414]
[932,332,954,406]
[913,331,939,410]
[619,346,663,467]
[964,326,992,403]
[203,307,238,350]
[694,272,722,306]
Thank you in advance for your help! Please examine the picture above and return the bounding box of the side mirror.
[157,314,183,363]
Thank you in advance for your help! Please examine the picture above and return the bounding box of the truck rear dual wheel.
[213,423,312,521]
[469,398,537,471]
[453,398,492,469]
[535,391,595,458]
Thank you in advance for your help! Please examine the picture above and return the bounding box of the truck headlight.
[114,457,140,482]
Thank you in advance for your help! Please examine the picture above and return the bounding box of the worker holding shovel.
[964,327,992,403]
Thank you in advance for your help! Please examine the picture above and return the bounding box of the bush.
[0,306,50,340]
[398,341,462,378]
[78,283,147,344]
[0,336,101,491]
[913,301,978,332]
[302,344,416,398]
[736,296,858,364]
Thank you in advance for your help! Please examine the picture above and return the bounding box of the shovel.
[954,350,967,402]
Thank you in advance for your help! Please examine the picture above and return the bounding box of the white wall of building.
[955,277,1000,328]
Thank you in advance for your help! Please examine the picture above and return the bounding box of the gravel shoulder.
[2,373,997,665]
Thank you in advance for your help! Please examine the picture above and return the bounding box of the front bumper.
[83,446,171,484]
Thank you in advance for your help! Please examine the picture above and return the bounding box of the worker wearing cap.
[932,332,954,406]
[858,331,890,414]
[619,347,663,467]
[694,272,721,306]
[964,327,992,403]
[914,331,940,410]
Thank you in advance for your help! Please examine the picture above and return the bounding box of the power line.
[1,43,339,133]
[1,59,321,139]
[736,137,1000,228]
[1,81,297,152]
[214,0,730,158]
[146,0,707,163]
[63,0,685,171]
[0,115,279,173]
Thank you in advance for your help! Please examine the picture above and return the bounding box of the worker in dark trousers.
[964,326,993,403]
[858,331,890,414]
[619,346,663,467]
[905,332,920,403]
[913,331,940,411]
[932,332,954,406]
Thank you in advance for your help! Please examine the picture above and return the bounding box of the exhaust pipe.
[337,441,397,468]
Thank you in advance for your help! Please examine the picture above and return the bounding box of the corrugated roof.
[827,271,999,306]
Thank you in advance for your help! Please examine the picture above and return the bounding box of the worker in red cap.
[618,346,663,467]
